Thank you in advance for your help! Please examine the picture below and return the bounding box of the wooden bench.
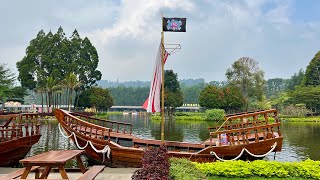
[76,165,105,180]
[0,166,40,180]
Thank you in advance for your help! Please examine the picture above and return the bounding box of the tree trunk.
[45,92,48,112]
[65,88,69,110]
[75,90,80,111]
[68,90,73,112]
[41,92,44,113]
[48,91,52,109]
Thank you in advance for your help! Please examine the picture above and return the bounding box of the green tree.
[208,81,227,87]
[225,57,265,110]
[109,86,149,106]
[164,70,183,116]
[302,51,320,86]
[9,86,28,100]
[44,76,58,110]
[62,73,82,111]
[0,64,16,109]
[288,86,320,112]
[270,92,290,111]
[266,78,289,98]
[181,84,204,105]
[77,37,102,88]
[222,86,245,112]
[287,69,304,90]
[0,63,15,88]
[16,27,102,107]
[77,87,113,111]
[198,85,224,109]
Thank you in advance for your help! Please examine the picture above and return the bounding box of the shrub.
[175,112,206,117]
[132,145,170,180]
[195,159,320,179]
[95,112,109,119]
[205,109,225,121]
[175,116,206,121]
[169,158,206,180]
[281,104,311,117]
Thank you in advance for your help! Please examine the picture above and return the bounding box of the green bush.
[281,117,320,122]
[208,177,311,180]
[175,112,189,116]
[106,111,122,115]
[205,109,225,121]
[95,112,109,119]
[175,112,207,117]
[150,115,161,120]
[169,158,206,180]
[195,159,320,179]
[151,115,206,121]
[175,116,206,121]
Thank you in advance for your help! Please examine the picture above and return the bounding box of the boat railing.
[0,122,41,142]
[0,114,19,128]
[225,109,267,118]
[57,110,111,141]
[208,109,282,147]
[208,109,280,132]
[0,113,41,139]
[209,122,281,147]
[71,112,133,135]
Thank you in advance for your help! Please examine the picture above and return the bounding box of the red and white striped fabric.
[142,43,169,112]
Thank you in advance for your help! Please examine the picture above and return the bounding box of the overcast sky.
[1,0,320,82]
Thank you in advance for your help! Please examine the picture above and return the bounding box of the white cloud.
[0,0,319,82]
[0,46,26,76]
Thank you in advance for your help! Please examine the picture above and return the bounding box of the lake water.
[27,115,320,163]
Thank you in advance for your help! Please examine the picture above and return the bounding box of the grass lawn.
[208,177,313,180]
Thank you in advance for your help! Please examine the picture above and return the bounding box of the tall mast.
[161,16,165,143]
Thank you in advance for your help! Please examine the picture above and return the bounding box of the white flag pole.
[161,14,165,143]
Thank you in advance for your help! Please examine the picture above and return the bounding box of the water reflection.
[109,115,215,143]
[28,116,320,163]
[266,122,320,162]
[27,121,78,167]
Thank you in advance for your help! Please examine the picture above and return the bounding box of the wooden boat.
[0,113,41,167]
[55,108,283,167]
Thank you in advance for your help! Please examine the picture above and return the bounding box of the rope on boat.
[58,123,111,162]
[210,142,277,161]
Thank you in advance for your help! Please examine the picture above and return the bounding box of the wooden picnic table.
[19,150,86,179]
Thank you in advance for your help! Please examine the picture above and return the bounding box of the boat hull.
[0,135,41,167]
[55,108,284,167]
[68,134,282,167]
[60,122,282,167]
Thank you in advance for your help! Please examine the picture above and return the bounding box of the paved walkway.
[0,167,138,180]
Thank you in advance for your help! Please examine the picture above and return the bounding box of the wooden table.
[19,150,86,179]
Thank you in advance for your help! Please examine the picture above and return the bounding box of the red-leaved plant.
[132,145,170,180]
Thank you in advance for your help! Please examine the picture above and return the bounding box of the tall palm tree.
[35,85,45,113]
[62,73,82,111]
[45,76,58,112]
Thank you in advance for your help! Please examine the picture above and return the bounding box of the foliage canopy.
[77,87,113,111]
[16,27,101,108]
[226,57,265,110]
[164,70,183,115]
[199,85,224,109]
[302,51,320,86]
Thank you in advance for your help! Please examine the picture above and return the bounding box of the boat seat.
[76,165,105,180]
[0,166,41,179]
